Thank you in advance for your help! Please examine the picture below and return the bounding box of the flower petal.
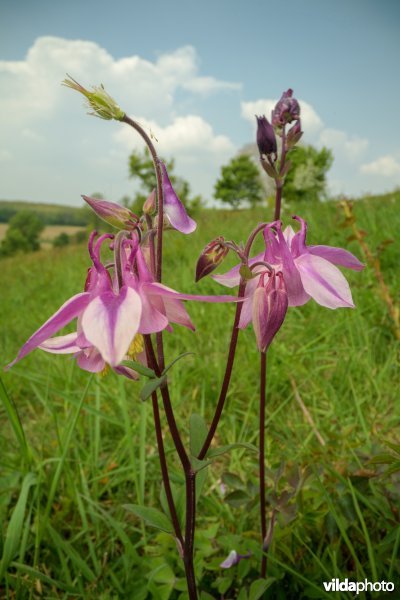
[161,296,195,330]
[295,253,355,308]
[76,347,106,372]
[252,287,269,350]
[39,333,81,354]
[309,245,364,271]
[271,225,309,307]
[82,286,142,366]
[161,162,197,234]
[138,290,169,334]
[238,276,261,329]
[142,282,242,303]
[220,550,239,569]
[6,292,91,368]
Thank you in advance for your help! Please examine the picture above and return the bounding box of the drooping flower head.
[6,229,240,375]
[213,215,364,347]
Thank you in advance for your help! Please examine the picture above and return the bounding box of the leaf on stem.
[140,375,167,401]
[123,504,173,534]
[189,413,209,456]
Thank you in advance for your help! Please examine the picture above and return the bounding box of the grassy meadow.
[0,194,399,599]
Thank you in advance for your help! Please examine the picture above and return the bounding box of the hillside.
[0,199,88,226]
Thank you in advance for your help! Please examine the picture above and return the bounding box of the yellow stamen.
[127,334,144,360]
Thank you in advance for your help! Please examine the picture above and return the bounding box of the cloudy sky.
[1,0,399,206]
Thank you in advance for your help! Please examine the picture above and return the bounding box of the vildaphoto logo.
[323,579,395,594]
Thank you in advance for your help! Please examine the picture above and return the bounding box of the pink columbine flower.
[213,216,364,329]
[6,231,239,373]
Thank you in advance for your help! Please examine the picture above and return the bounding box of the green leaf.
[0,375,31,465]
[140,375,167,401]
[121,360,156,378]
[162,352,194,375]
[0,472,36,579]
[196,467,209,504]
[190,456,213,473]
[124,504,173,533]
[189,413,209,456]
[249,578,275,600]
[160,481,186,531]
[222,472,246,490]
[207,442,258,459]
[224,489,251,508]
[237,588,248,600]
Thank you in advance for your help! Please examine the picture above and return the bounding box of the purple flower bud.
[286,119,303,149]
[143,189,156,215]
[272,88,300,128]
[195,237,229,282]
[256,115,277,157]
[82,195,139,230]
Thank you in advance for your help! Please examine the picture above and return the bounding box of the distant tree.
[128,148,203,214]
[214,154,265,209]
[0,210,44,257]
[284,145,333,202]
[53,232,70,248]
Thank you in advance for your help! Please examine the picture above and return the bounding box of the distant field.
[1,195,399,598]
[0,223,86,245]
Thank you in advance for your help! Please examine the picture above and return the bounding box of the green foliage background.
[0,192,399,598]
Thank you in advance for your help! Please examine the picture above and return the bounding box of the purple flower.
[220,549,251,569]
[7,231,239,373]
[256,115,277,157]
[272,89,300,128]
[213,216,364,319]
[160,162,197,234]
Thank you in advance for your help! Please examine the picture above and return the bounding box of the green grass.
[1,194,399,599]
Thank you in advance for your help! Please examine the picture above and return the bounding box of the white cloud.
[115,115,234,156]
[360,155,400,177]
[241,98,323,134]
[0,37,239,203]
[319,128,369,160]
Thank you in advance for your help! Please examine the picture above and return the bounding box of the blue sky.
[1,0,399,206]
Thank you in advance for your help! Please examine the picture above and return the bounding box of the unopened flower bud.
[195,237,229,282]
[143,189,156,215]
[82,195,139,230]
[271,88,300,129]
[63,75,125,121]
[286,119,303,149]
[256,115,277,157]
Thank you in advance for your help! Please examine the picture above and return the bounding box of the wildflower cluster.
[7,80,364,599]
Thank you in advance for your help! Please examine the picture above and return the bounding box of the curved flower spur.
[6,230,241,375]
